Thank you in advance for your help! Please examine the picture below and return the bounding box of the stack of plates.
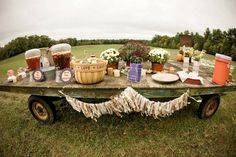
[151,73,179,83]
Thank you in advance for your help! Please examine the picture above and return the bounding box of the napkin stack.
[177,71,204,85]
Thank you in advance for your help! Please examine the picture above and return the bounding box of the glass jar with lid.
[50,43,72,70]
[25,49,41,71]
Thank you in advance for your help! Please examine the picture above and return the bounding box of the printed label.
[60,68,73,83]
[33,70,44,82]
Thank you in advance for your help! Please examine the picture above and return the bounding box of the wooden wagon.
[0,60,235,124]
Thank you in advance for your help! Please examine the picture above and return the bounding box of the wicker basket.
[73,59,107,84]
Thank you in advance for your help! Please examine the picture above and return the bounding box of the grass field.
[0,44,236,157]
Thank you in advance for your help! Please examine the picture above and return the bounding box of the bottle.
[40,53,50,68]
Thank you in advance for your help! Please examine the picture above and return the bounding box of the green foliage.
[0,35,53,60]
[100,48,120,64]
[1,28,236,61]
[203,39,211,53]
[148,48,170,64]
[119,41,150,62]
[130,56,143,64]
[27,35,52,49]
[192,32,204,50]
[0,45,236,156]
[58,38,78,46]
[184,30,190,35]
[231,44,236,61]
[151,28,236,61]
[0,36,149,61]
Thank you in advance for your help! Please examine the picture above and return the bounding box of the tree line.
[0,35,141,60]
[0,28,235,61]
[151,28,236,60]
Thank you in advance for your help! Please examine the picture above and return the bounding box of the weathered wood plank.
[0,60,235,98]
[1,81,236,98]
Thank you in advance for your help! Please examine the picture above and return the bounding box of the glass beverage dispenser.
[25,49,41,71]
[50,43,72,70]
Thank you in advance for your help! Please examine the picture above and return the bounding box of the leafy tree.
[231,44,236,60]
[193,32,204,50]
[184,30,190,35]
[212,29,223,44]
[1,28,236,61]
[39,35,53,47]
[204,28,211,40]
[221,38,231,55]
[203,42,210,52]
[59,38,78,46]
[168,38,178,49]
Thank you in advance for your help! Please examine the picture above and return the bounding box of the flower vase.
[183,57,189,72]
[152,63,164,72]
[128,63,142,82]
[192,60,200,76]
[107,62,119,69]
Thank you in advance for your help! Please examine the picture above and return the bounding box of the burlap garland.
[59,87,189,121]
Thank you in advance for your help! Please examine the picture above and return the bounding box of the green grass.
[0,44,236,157]
[72,44,122,58]
[0,44,122,79]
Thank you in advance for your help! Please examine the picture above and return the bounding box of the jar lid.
[215,53,232,61]
[25,49,41,59]
[50,43,71,54]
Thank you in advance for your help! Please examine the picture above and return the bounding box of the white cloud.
[0,0,235,46]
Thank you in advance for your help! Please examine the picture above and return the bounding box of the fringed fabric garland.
[59,87,189,121]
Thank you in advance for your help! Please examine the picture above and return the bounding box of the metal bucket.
[41,66,56,81]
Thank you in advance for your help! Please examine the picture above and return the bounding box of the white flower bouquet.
[100,48,120,64]
[193,50,205,61]
[180,45,194,57]
[148,48,170,64]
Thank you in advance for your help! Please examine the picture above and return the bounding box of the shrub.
[119,41,150,62]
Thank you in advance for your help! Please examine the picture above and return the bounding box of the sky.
[0,0,235,46]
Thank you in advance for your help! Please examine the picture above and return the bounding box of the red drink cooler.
[212,53,232,85]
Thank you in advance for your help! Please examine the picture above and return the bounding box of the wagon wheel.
[28,95,56,124]
[198,94,220,119]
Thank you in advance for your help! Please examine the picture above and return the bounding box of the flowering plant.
[100,48,120,64]
[148,48,170,64]
[193,50,205,61]
[180,45,194,57]
[119,41,150,62]
[130,56,143,64]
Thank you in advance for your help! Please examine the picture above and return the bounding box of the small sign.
[33,70,44,82]
[60,68,73,83]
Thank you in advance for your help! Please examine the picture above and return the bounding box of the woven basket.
[73,59,107,84]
